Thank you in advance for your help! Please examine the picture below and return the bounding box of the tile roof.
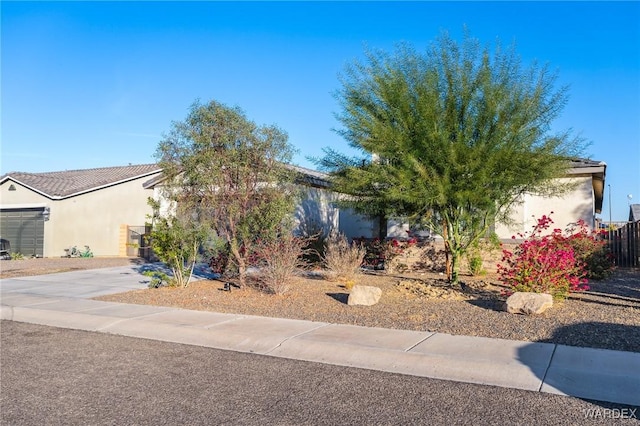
[142,163,332,189]
[1,164,162,199]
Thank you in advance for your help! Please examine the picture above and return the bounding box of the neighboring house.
[629,204,640,223]
[0,164,162,258]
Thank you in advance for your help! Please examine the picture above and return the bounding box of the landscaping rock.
[505,292,553,315]
[348,285,382,306]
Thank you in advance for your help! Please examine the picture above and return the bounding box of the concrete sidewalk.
[1,265,638,407]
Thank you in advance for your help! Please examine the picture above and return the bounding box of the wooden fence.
[605,222,640,268]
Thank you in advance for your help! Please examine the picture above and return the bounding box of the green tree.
[155,100,297,287]
[146,198,207,288]
[318,32,585,284]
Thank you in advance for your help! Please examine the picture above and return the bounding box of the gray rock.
[348,285,382,306]
[505,292,553,315]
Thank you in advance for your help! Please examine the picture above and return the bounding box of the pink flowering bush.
[565,220,613,280]
[497,213,591,300]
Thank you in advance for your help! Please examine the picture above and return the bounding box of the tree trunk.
[449,250,459,285]
[229,244,247,288]
[378,215,388,240]
[442,219,452,281]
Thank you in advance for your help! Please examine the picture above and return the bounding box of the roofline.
[0,203,49,210]
[1,168,162,200]
[0,176,60,200]
[143,164,332,189]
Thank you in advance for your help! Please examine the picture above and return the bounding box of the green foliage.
[317,31,586,284]
[143,270,171,288]
[10,252,24,260]
[466,232,500,276]
[156,99,298,287]
[147,198,207,288]
[468,255,484,276]
[565,221,614,280]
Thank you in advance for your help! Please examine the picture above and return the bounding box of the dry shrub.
[253,235,309,295]
[323,232,366,287]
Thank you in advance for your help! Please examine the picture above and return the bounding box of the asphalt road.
[1,321,638,426]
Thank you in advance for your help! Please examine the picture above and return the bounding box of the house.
[493,158,606,239]
[0,164,162,258]
[333,158,607,240]
[629,204,640,223]
[142,163,373,241]
[1,157,603,259]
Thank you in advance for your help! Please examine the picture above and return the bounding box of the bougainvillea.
[497,213,592,300]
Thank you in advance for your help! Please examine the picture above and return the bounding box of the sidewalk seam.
[538,344,558,392]
[94,310,176,331]
[404,331,436,352]
[263,322,331,355]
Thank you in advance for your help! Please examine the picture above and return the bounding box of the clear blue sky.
[2,1,639,221]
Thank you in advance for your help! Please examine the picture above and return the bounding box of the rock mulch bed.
[2,257,638,353]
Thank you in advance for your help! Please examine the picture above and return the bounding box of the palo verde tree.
[155,99,298,287]
[318,32,586,284]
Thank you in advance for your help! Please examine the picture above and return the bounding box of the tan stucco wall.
[495,176,595,239]
[0,180,51,255]
[1,174,159,257]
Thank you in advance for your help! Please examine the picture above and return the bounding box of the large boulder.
[348,285,382,306]
[505,292,553,315]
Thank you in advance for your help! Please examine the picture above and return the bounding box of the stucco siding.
[0,180,50,205]
[495,176,595,239]
[48,177,156,257]
[1,174,159,257]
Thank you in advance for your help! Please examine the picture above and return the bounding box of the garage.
[0,208,45,257]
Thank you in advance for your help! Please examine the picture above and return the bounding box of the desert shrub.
[301,231,327,266]
[466,233,500,276]
[252,234,310,295]
[10,252,25,260]
[468,255,484,276]
[498,213,590,300]
[565,220,613,280]
[354,232,418,271]
[208,237,232,276]
[323,232,366,287]
[143,270,172,288]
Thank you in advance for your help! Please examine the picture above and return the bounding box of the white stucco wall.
[495,176,596,239]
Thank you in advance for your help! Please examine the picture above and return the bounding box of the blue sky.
[1,1,639,221]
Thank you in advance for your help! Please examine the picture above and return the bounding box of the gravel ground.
[2,257,639,352]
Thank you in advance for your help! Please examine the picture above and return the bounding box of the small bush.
[354,233,418,270]
[323,232,366,284]
[468,255,484,276]
[565,220,613,280]
[253,235,309,295]
[143,270,172,288]
[466,233,500,276]
[498,213,590,300]
[10,252,24,260]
